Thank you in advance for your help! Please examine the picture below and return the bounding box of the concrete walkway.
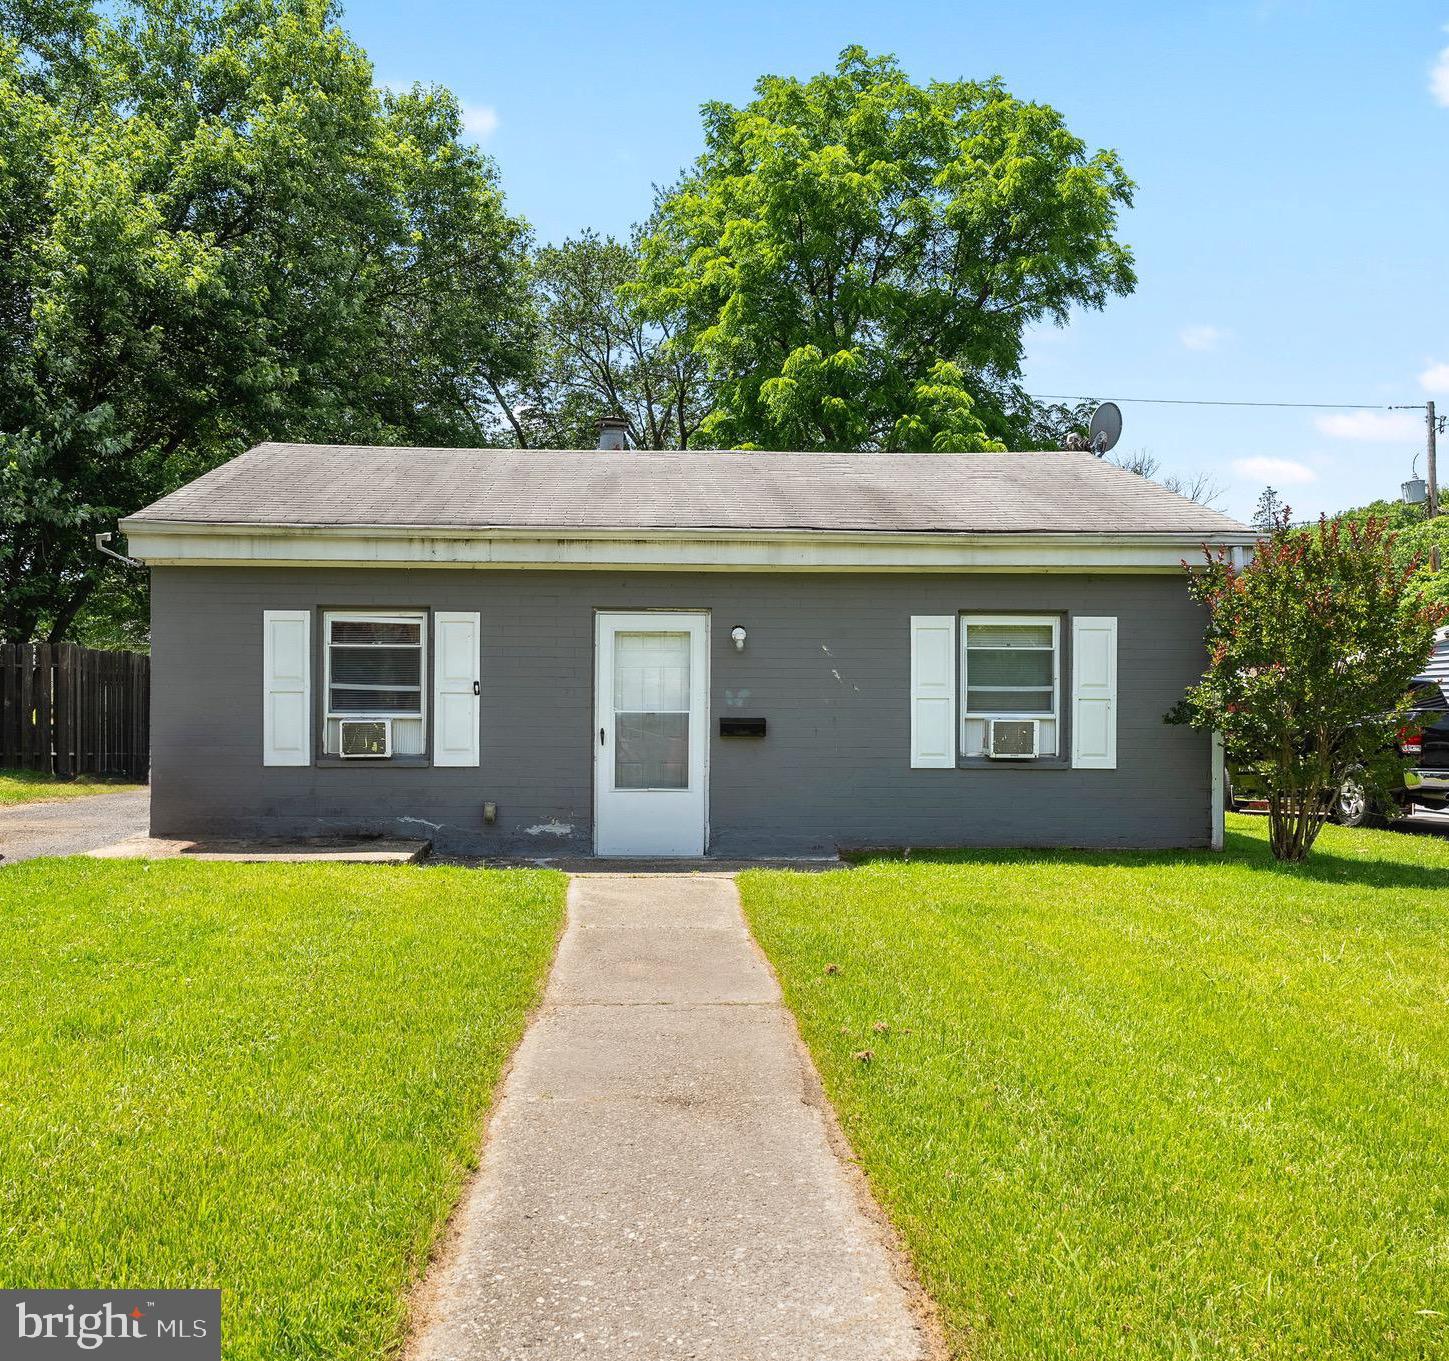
[407,874,930,1361]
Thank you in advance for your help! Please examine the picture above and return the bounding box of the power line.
[1026,393,1401,411]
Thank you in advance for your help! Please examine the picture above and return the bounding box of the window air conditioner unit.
[986,718,1038,760]
[339,718,391,758]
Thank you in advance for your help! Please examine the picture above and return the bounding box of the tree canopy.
[2,27,1146,643]
[494,232,708,451]
[635,47,1135,452]
[1,0,533,642]
[1322,498,1449,612]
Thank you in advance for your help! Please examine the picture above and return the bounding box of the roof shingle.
[126,442,1251,537]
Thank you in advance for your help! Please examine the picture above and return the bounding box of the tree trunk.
[46,575,98,644]
[1265,758,1333,862]
[484,375,529,448]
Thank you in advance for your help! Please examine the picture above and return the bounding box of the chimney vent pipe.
[596,417,629,450]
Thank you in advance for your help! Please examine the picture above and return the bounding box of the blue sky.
[348,0,1449,522]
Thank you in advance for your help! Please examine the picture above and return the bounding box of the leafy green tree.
[636,46,1135,452]
[1323,499,1449,612]
[1019,396,1095,451]
[1169,512,1447,861]
[495,232,708,450]
[1391,517,1449,610]
[0,0,534,643]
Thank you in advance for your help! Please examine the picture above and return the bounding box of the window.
[612,630,691,790]
[961,616,1059,757]
[323,612,426,756]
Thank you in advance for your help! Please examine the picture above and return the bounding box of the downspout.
[95,531,145,569]
[1210,730,1225,851]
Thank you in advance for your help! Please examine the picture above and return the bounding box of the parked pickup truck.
[1226,664,1449,826]
[1332,677,1449,825]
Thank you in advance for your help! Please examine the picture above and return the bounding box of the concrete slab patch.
[88,834,430,864]
[88,833,192,859]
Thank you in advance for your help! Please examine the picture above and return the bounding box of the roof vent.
[596,417,629,451]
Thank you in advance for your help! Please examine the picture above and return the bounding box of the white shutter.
[1071,616,1117,769]
[433,611,480,767]
[909,615,957,768]
[262,609,311,766]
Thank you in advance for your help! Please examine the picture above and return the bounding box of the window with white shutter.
[322,611,426,757]
[960,616,1060,757]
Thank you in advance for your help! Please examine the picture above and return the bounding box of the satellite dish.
[1087,402,1122,456]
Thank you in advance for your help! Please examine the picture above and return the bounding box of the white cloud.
[1433,28,1449,107]
[1178,324,1228,352]
[1419,360,1449,394]
[460,103,500,141]
[1313,410,1422,441]
[1231,456,1317,486]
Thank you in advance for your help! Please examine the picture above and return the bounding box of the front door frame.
[593,610,710,857]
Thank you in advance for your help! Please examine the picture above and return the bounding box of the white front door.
[594,612,709,856]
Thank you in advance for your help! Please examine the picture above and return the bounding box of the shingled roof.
[126,442,1250,537]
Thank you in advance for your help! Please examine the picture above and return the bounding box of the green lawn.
[0,858,565,1360]
[0,768,144,805]
[739,815,1449,1361]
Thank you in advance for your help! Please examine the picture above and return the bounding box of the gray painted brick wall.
[149,567,1213,855]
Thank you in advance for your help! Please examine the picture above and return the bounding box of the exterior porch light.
[730,626,747,652]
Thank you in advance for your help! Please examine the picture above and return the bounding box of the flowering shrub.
[1169,510,1447,860]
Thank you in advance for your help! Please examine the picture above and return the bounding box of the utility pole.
[1392,400,1443,520]
[1429,400,1442,573]
[1394,399,1445,570]
[1428,399,1440,520]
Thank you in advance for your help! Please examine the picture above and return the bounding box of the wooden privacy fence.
[0,643,150,781]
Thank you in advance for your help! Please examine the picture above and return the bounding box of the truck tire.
[1331,776,1381,828]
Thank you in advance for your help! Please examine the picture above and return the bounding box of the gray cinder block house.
[122,442,1253,858]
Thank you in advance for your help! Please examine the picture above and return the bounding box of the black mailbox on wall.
[719,717,767,738]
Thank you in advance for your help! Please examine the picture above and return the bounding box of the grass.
[739,815,1449,1361]
[0,768,144,805]
[0,858,566,1360]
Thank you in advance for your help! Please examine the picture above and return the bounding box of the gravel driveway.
[0,790,150,864]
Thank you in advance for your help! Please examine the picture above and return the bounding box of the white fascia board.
[120,519,1258,573]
